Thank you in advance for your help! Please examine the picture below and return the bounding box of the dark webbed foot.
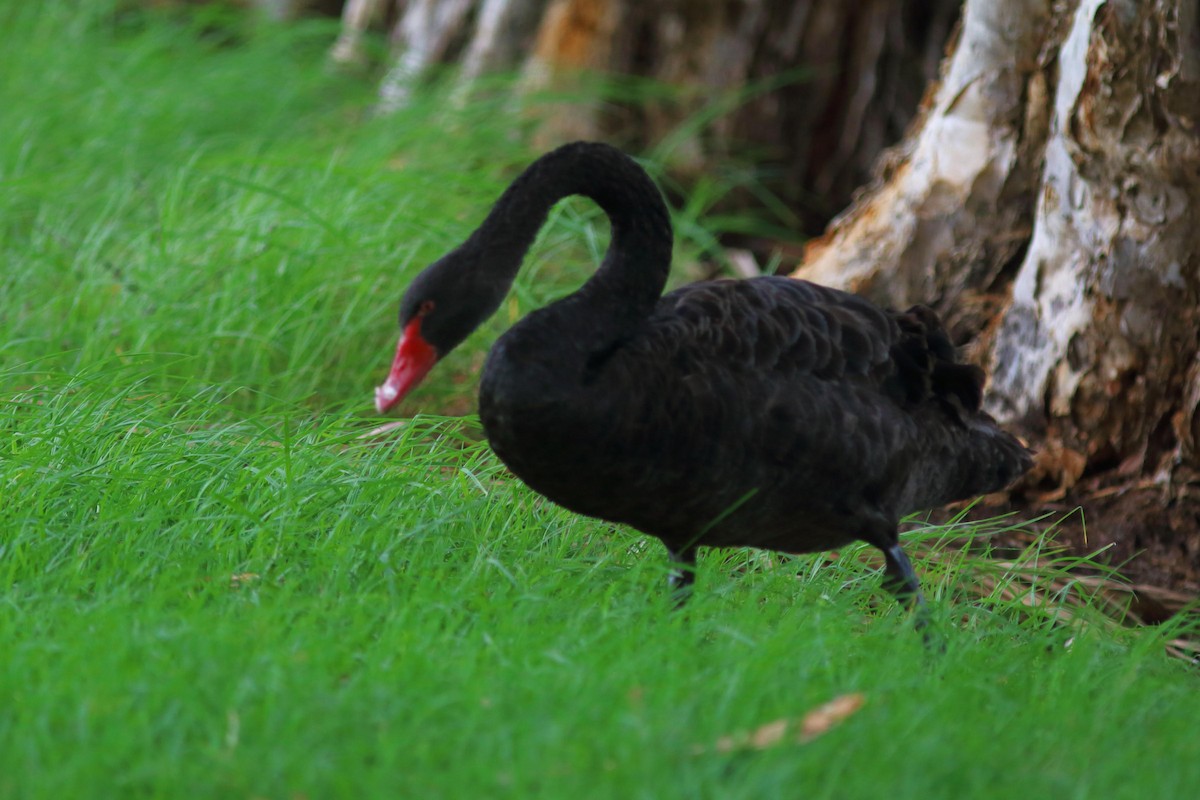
[667,546,697,608]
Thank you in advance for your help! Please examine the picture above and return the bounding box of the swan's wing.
[619,276,983,416]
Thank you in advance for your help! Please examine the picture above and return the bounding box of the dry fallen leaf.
[230,573,260,588]
[1021,443,1087,502]
[799,692,866,742]
[699,693,867,755]
[749,718,790,748]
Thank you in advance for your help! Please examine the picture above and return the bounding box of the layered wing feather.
[630,276,983,418]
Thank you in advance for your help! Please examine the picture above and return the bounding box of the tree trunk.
[330,0,387,66]
[796,0,1200,593]
[601,0,962,231]
[360,0,960,233]
[377,0,478,113]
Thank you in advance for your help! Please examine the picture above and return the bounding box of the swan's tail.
[959,416,1034,499]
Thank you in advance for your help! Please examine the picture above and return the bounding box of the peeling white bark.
[378,0,476,113]
[795,0,1052,310]
[373,0,552,113]
[988,0,1110,422]
[458,0,548,84]
[330,0,387,66]
[988,0,1200,480]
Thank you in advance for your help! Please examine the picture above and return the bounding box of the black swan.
[375,141,1031,616]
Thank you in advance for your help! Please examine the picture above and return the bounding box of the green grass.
[2,3,1198,798]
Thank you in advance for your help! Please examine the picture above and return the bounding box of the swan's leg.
[861,514,934,635]
[882,543,924,608]
[882,542,933,633]
[666,546,697,607]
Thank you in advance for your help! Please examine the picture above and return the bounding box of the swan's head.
[374,245,507,414]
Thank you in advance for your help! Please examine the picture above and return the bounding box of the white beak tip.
[374,382,399,414]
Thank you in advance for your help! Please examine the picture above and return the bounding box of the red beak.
[375,318,439,414]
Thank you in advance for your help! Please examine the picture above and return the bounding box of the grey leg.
[882,542,923,605]
[882,543,933,634]
[667,546,697,607]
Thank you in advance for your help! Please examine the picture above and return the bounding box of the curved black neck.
[469,142,673,321]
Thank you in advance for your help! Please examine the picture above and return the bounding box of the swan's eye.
[418,300,436,317]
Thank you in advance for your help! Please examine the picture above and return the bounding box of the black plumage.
[376,141,1032,615]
